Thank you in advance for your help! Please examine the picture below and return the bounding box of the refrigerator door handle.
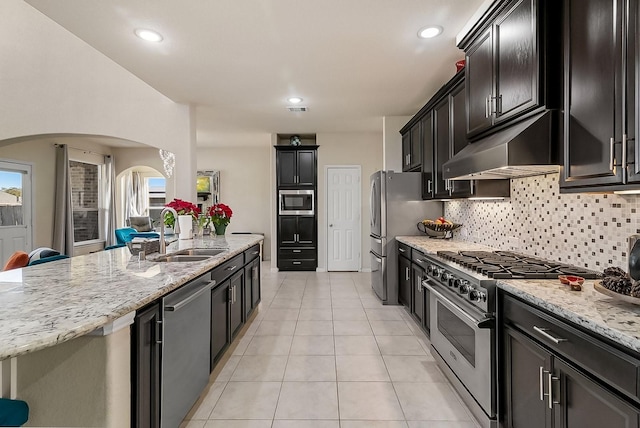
[370,251,382,263]
[370,179,377,229]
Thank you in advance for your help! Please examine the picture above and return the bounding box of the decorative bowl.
[417,222,462,239]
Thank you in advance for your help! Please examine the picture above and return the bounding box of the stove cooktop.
[436,250,602,280]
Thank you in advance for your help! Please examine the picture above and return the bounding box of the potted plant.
[207,203,232,236]
[164,198,200,239]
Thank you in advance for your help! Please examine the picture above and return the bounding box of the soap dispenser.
[628,235,640,280]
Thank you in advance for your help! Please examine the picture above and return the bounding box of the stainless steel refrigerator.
[369,171,443,304]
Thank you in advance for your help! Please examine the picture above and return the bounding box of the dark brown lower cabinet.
[131,302,162,428]
[229,270,244,340]
[502,293,640,428]
[398,253,411,308]
[243,257,261,320]
[411,264,424,326]
[210,281,230,367]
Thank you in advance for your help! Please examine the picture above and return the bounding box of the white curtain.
[53,144,74,256]
[102,156,117,246]
[124,171,149,220]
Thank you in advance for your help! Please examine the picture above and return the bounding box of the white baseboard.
[361,268,372,273]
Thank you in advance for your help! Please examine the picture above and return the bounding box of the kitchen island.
[0,234,263,427]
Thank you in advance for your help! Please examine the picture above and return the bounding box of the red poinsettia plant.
[207,203,233,227]
[164,198,200,228]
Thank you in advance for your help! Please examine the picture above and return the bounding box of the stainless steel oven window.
[436,301,476,366]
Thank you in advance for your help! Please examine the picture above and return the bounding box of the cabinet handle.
[548,373,560,409]
[610,137,616,171]
[156,320,163,345]
[293,249,302,253]
[399,247,406,253]
[251,250,259,255]
[415,258,425,264]
[622,134,628,170]
[225,265,238,271]
[496,94,502,115]
[427,180,432,193]
[533,326,567,344]
[417,276,422,293]
[485,96,490,118]
[233,285,237,303]
[293,261,301,265]
[539,366,552,401]
[405,267,410,281]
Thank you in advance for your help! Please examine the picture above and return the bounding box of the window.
[70,160,101,244]
[0,170,24,226]
[147,177,166,226]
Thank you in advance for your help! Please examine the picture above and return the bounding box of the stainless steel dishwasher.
[161,272,213,428]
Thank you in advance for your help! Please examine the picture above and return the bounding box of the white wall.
[316,132,383,271]
[0,1,195,201]
[197,144,273,260]
[383,116,412,172]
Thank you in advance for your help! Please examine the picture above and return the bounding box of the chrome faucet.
[159,207,181,254]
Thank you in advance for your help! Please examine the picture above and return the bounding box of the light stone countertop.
[0,234,263,360]
[397,236,640,355]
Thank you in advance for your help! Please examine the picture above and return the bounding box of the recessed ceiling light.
[418,26,443,39]
[288,97,303,104]
[134,28,163,42]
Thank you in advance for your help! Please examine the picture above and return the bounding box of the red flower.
[207,203,233,226]
[164,198,200,227]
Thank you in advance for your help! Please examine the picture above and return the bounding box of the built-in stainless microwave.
[279,189,314,215]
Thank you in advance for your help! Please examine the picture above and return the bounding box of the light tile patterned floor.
[181,262,479,428]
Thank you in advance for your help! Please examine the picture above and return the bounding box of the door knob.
[329,224,333,227]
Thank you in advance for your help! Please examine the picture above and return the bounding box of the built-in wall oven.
[279,189,314,215]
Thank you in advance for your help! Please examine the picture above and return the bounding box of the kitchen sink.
[154,254,213,263]
[177,248,226,256]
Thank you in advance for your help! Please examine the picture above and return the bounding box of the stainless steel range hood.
[443,111,560,180]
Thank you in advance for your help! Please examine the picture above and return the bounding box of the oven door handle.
[424,281,494,329]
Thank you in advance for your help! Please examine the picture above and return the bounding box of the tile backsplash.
[444,173,640,271]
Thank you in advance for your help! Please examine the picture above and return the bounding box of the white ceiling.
[25,0,485,148]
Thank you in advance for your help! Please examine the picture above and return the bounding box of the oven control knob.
[431,266,441,277]
[458,281,470,294]
[427,265,434,275]
[448,276,456,287]
[440,271,450,282]
[470,290,487,302]
[452,278,461,289]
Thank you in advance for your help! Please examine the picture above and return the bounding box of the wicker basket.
[416,222,462,239]
[127,239,160,256]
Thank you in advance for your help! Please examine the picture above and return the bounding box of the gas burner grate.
[436,250,601,280]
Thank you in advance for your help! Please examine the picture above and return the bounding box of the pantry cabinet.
[560,0,638,191]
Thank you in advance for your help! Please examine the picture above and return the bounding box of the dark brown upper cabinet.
[402,123,422,172]
[460,0,562,140]
[560,0,638,191]
[403,71,510,200]
[275,145,318,188]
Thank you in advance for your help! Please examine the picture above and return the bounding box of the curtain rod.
[53,143,110,157]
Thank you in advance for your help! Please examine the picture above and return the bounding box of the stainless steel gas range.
[421,250,601,428]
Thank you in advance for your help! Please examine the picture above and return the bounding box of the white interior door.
[327,166,361,271]
[0,161,32,264]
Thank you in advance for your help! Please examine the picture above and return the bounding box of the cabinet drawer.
[411,249,430,267]
[278,259,316,271]
[244,244,260,263]
[211,254,244,288]
[279,248,316,260]
[398,242,411,258]
[503,293,640,403]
